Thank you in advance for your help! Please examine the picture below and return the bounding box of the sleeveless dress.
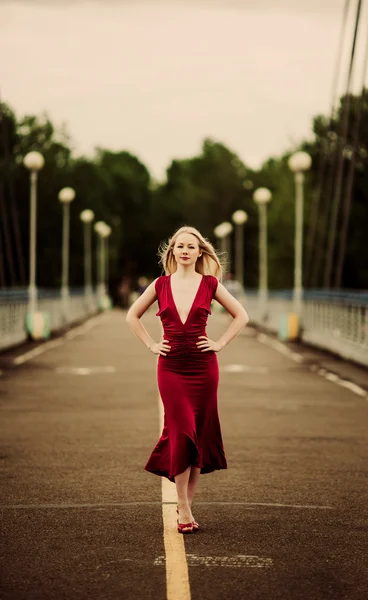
[144,274,228,482]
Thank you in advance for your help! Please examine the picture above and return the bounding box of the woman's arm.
[126,279,171,356]
[196,281,249,353]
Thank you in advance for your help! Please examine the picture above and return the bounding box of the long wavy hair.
[158,226,224,280]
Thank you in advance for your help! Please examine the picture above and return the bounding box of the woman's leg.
[187,466,201,523]
[174,466,192,526]
[188,466,200,507]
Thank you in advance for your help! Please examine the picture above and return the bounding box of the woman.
[126,226,249,533]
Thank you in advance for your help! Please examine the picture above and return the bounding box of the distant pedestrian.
[137,276,149,296]
[126,226,249,533]
[117,276,131,308]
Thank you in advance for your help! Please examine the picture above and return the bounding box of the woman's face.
[172,233,202,267]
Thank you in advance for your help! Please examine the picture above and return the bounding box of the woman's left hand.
[196,336,222,352]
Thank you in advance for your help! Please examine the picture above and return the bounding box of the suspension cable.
[0,96,26,286]
[323,0,363,288]
[334,17,368,288]
[305,0,351,286]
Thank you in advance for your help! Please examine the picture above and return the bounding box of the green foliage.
[251,89,368,289]
[1,89,367,293]
[152,139,257,282]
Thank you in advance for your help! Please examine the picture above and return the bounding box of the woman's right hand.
[150,340,171,356]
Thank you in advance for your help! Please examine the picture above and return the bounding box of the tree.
[2,89,366,295]
[151,139,257,282]
[304,90,368,288]
[13,113,73,287]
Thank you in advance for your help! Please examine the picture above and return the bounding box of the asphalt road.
[0,309,367,600]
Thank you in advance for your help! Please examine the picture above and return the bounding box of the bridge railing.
[1,288,367,367]
[244,290,368,367]
[0,289,98,352]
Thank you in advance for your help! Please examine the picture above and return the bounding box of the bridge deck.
[1,309,367,599]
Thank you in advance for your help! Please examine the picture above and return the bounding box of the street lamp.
[232,210,248,287]
[94,220,111,309]
[253,187,272,319]
[80,208,95,301]
[23,151,44,318]
[102,223,111,300]
[214,221,233,273]
[80,209,95,309]
[94,221,105,304]
[58,186,76,319]
[288,151,312,319]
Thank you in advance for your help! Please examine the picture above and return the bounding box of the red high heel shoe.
[177,506,200,531]
[177,521,194,534]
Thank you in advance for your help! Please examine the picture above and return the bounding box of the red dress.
[145,274,228,482]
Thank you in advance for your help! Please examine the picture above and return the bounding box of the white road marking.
[159,396,191,600]
[12,313,110,366]
[223,364,269,374]
[224,501,333,510]
[257,333,368,399]
[336,379,367,398]
[325,373,339,382]
[13,339,64,365]
[257,333,303,363]
[0,500,333,510]
[309,365,367,398]
[154,554,273,569]
[64,330,83,340]
[55,366,116,375]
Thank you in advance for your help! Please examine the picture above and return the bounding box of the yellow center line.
[158,396,191,600]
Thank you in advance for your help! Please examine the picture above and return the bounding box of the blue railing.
[0,288,99,352]
[244,289,368,304]
[0,287,97,302]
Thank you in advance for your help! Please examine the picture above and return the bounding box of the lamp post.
[102,224,112,295]
[214,221,233,273]
[80,209,95,309]
[23,151,44,316]
[288,151,312,319]
[232,210,248,287]
[94,221,105,306]
[94,221,111,309]
[253,187,272,319]
[223,221,233,273]
[58,187,76,319]
[214,223,225,252]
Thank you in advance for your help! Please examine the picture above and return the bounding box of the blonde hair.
[158,226,224,280]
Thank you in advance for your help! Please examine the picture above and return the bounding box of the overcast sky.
[1,0,367,179]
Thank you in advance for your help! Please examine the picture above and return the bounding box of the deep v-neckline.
[169,274,204,326]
